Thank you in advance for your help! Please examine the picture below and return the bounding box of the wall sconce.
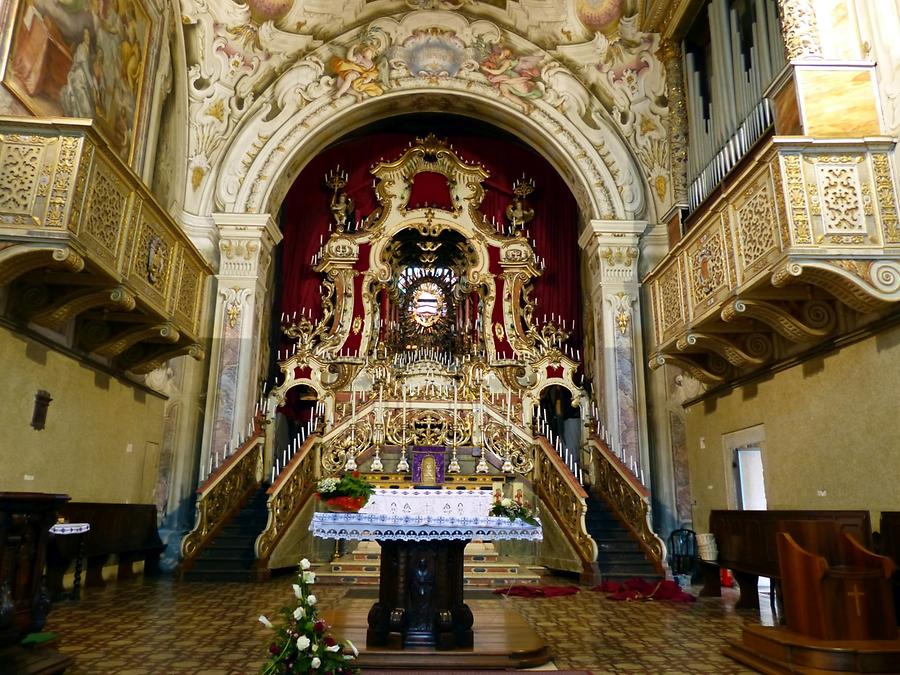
[31,390,52,430]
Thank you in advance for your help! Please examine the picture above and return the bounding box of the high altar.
[311,489,542,649]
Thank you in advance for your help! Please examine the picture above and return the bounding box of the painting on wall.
[2,0,153,164]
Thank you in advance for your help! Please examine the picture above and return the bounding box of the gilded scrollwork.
[776,0,823,60]
[589,439,664,568]
[534,443,595,566]
[783,154,813,244]
[181,439,264,561]
[872,153,899,243]
[256,441,318,561]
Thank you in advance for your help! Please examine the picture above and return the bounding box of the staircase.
[585,494,661,582]
[182,485,269,582]
[315,541,544,588]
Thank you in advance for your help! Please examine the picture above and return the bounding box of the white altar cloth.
[310,511,542,542]
[360,488,494,519]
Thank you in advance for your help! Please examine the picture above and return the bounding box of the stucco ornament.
[555,14,669,212]
[182,9,646,220]
[182,0,321,201]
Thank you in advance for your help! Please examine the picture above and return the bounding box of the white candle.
[351,383,356,422]
[402,383,407,446]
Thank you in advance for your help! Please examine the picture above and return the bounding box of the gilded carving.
[817,164,865,233]
[589,440,664,568]
[783,154,812,244]
[84,163,127,254]
[657,263,684,337]
[776,0,823,59]
[182,439,264,561]
[736,184,777,270]
[0,142,42,219]
[688,230,726,306]
[872,153,899,243]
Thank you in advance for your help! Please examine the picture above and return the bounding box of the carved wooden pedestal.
[366,539,473,650]
[0,492,72,675]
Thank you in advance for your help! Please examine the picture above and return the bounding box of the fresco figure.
[477,43,544,113]
[60,29,96,117]
[330,42,384,100]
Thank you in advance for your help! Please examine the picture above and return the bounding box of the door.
[733,445,767,510]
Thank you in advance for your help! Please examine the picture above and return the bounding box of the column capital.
[212,213,282,280]
[579,220,647,286]
[578,219,647,249]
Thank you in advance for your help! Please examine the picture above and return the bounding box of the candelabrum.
[370,444,384,472]
[343,447,358,472]
[475,446,490,474]
[396,445,410,473]
[447,445,460,473]
[501,435,514,474]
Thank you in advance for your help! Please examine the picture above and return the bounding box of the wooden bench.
[46,502,164,596]
[880,511,900,624]
[701,509,872,610]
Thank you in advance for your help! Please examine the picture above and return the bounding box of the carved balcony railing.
[254,434,319,576]
[587,437,666,575]
[534,436,598,581]
[180,428,265,573]
[645,134,900,386]
[0,118,210,373]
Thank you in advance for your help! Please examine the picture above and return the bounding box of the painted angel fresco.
[474,40,545,113]
[329,30,390,101]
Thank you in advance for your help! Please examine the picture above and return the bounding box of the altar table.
[310,495,541,650]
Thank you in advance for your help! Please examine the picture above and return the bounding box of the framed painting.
[1,0,153,165]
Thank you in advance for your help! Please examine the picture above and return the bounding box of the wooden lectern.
[777,520,897,641]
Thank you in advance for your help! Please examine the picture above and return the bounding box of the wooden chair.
[777,520,897,640]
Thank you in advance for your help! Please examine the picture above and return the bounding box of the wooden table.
[310,509,542,650]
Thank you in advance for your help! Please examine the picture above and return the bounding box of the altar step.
[316,542,544,588]
[585,494,661,582]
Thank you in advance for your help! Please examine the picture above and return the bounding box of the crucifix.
[847,583,865,617]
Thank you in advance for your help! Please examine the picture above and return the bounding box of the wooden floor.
[323,598,553,670]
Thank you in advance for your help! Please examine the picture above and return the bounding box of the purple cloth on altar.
[411,446,446,485]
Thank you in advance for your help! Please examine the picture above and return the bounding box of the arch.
[196,12,652,224]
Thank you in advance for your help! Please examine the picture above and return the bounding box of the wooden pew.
[702,509,871,609]
[46,503,165,596]
[881,511,900,624]
[777,519,896,640]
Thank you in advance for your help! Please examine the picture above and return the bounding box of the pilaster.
[578,220,650,480]
[202,213,281,468]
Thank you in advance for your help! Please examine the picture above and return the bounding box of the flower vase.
[322,495,367,512]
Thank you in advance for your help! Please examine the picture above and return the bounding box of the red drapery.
[278,132,582,346]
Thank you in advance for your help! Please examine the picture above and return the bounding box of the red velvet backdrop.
[278,132,582,349]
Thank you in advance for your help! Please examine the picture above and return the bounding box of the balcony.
[0,118,210,373]
[645,134,900,386]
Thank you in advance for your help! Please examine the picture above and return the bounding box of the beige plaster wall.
[685,322,900,533]
[0,326,166,504]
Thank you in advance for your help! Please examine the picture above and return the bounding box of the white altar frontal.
[309,488,542,650]
[310,488,542,542]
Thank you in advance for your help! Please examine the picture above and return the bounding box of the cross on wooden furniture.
[848,583,865,617]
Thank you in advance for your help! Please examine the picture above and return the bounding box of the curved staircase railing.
[254,434,319,576]
[587,437,666,575]
[179,420,265,573]
[534,436,598,582]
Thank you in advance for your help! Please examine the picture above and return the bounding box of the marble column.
[201,213,281,473]
[578,220,650,482]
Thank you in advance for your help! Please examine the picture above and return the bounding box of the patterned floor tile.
[44,576,769,674]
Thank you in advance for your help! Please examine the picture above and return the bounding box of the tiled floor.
[45,575,769,674]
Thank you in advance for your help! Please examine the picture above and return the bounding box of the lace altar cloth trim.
[49,523,91,535]
[310,512,543,542]
[361,488,494,519]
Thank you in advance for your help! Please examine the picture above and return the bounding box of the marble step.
[315,570,544,587]
[316,557,544,587]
